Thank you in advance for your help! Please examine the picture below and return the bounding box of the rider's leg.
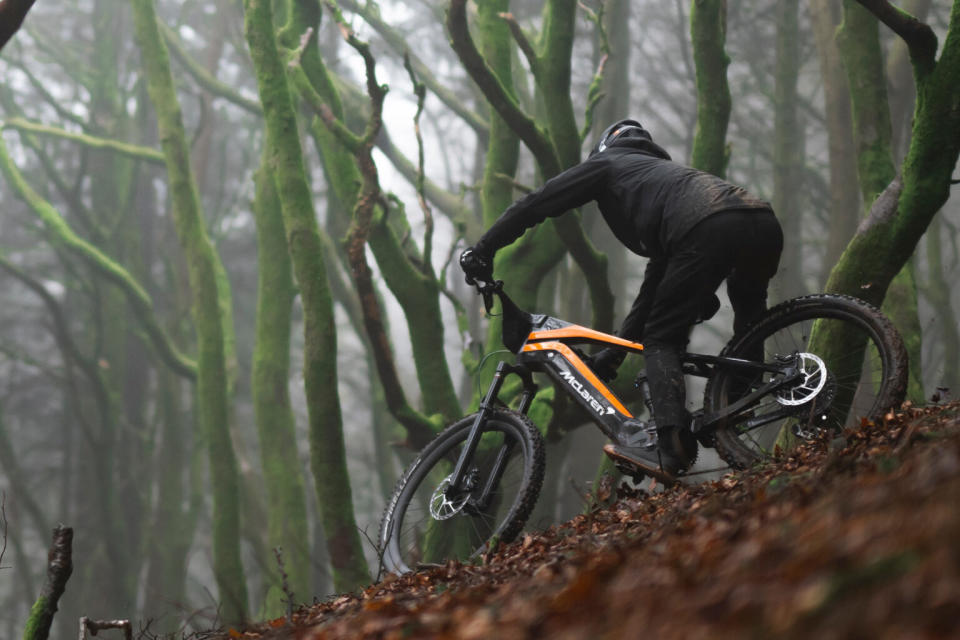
[606,239,733,476]
[726,211,783,400]
[607,210,780,477]
[642,342,693,472]
[727,210,783,337]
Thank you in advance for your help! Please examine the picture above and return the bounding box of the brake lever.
[482,289,494,313]
[478,280,503,314]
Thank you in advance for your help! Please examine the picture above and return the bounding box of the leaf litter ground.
[221,401,960,639]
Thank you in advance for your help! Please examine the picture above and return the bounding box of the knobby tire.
[706,294,908,469]
[378,409,545,574]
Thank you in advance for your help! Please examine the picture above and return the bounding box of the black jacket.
[475,137,771,260]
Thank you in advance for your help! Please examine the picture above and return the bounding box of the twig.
[23,525,73,640]
[79,617,132,640]
[402,52,435,272]
[272,547,295,622]
[498,12,539,74]
[578,1,610,141]
[493,172,534,194]
[0,492,7,570]
[357,523,389,582]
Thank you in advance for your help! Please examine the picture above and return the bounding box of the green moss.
[251,161,311,607]
[244,0,370,592]
[690,0,732,177]
[130,0,247,622]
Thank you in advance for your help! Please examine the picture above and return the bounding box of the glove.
[696,293,721,324]
[584,347,626,382]
[459,246,494,285]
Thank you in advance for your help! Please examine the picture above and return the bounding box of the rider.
[461,119,783,481]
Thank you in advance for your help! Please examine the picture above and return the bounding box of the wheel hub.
[775,352,828,407]
[429,473,473,520]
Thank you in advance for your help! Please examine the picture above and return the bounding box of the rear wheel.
[707,294,908,469]
[378,409,545,574]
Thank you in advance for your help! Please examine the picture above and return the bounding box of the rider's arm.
[619,256,667,341]
[474,157,608,257]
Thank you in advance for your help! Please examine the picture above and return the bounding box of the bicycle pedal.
[604,444,678,487]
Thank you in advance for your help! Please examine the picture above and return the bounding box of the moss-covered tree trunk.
[86,1,142,611]
[142,368,199,633]
[835,0,924,400]
[592,0,632,297]
[923,216,960,392]
[448,0,613,331]
[22,526,72,640]
[129,0,248,622]
[243,0,370,592]
[475,0,524,355]
[689,0,731,177]
[283,0,460,429]
[810,0,862,276]
[772,0,806,300]
[822,0,960,396]
[250,158,311,612]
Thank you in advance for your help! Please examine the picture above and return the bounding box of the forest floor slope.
[221,401,960,639]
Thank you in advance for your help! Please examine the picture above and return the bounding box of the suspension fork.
[447,361,537,496]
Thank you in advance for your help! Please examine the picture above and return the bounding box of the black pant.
[642,209,782,439]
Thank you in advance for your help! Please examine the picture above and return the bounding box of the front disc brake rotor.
[429,475,471,520]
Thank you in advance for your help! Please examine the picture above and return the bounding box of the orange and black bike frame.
[446,282,805,501]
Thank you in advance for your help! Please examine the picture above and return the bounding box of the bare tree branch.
[0,492,6,570]
[160,21,264,116]
[446,0,560,175]
[855,0,939,70]
[22,525,73,640]
[319,1,438,447]
[331,76,475,229]
[337,0,489,138]
[0,253,105,449]
[79,618,132,640]
[2,118,167,164]
[0,0,37,52]
[403,52,435,272]
[0,137,198,380]
[498,12,539,74]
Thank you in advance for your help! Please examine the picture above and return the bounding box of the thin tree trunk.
[836,0,925,400]
[773,0,807,300]
[821,0,960,388]
[809,0,861,276]
[922,216,960,393]
[142,370,196,633]
[244,0,370,591]
[250,157,311,610]
[286,0,460,430]
[129,0,248,622]
[22,526,73,640]
[689,0,731,177]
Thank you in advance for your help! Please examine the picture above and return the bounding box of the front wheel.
[378,409,545,574]
[706,294,908,469]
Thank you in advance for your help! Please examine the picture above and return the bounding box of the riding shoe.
[603,442,688,485]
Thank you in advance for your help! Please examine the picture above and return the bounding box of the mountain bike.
[378,264,908,574]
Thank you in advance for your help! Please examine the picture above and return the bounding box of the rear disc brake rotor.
[775,352,828,407]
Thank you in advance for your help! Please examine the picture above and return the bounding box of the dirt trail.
[223,402,960,640]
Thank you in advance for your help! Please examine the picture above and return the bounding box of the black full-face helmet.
[589,118,652,157]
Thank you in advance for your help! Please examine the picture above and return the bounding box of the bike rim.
[388,421,530,570]
[718,309,892,457]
